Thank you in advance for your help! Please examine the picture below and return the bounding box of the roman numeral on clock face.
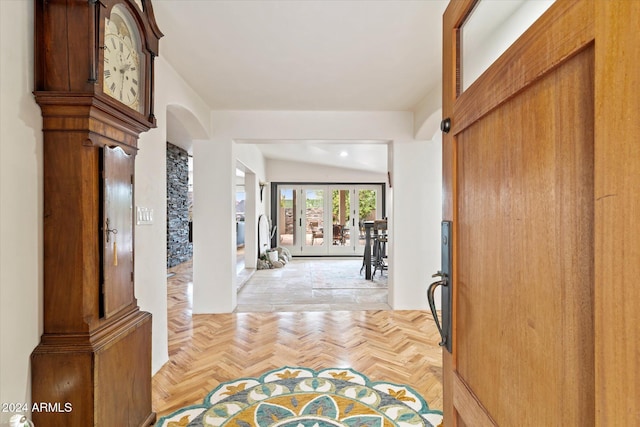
[110,82,116,93]
[104,70,111,78]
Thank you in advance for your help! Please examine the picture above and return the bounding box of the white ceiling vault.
[153,0,449,171]
[153,0,447,111]
[236,139,391,172]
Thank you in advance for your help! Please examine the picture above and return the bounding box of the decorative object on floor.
[258,246,292,270]
[156,366,443,427]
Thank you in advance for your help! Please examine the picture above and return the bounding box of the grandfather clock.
[31,1,162,426]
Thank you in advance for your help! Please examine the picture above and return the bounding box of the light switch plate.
[136,206,153,225]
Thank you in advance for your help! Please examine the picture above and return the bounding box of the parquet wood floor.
[152,260,443,420]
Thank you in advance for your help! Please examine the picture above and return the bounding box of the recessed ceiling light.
[339,151,348,157]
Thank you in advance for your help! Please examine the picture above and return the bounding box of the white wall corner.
[413,83,442,140]
[136,55,216,373]
[389,138,442,310]
[192,138,237,313]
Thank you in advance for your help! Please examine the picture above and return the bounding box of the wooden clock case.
[31,1,162,426]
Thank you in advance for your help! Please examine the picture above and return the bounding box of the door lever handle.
[432,271,447,279]
[427,274,448,348]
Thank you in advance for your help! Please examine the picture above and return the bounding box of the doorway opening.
[166,142,193,269]
[235,167,252,287]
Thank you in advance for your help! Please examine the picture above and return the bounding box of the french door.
[275,184,382,256]
[440,1,640,426]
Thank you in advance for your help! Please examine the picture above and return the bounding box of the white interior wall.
[413,84,443,140]
[389,133,443,309]
[136,55,212,373]
[213,110,413,140]
[236,144,267,179]
[192,138,237,313]
[192,134,273,313]
[0,2,42,423]
[266,158,387,183]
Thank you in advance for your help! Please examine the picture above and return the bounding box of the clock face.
[103,7,144,113]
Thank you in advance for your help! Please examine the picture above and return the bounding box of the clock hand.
[119,68,125,100]
[119,60,133,100]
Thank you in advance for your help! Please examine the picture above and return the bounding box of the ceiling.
[153,0,443,171]
[237,139,390,172]
[153,1,448,111]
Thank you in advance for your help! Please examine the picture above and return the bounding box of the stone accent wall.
[166,142,192,267]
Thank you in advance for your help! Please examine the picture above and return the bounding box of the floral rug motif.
[157,366,443,427]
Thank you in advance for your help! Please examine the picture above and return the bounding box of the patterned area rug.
[157,366,443,427]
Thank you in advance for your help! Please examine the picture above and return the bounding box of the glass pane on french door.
[304,188,325,251]
[277,187,296,248]
[356,188,379,250]
[332,189,351,247]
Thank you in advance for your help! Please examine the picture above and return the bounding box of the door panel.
[457,47,594,425]
[102,146,135,319]
[442,1,595,425]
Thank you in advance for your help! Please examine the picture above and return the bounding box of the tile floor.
[235,257,390,312]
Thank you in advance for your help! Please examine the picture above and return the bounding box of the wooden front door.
[442,1,640,425]
[442,1,597,425]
